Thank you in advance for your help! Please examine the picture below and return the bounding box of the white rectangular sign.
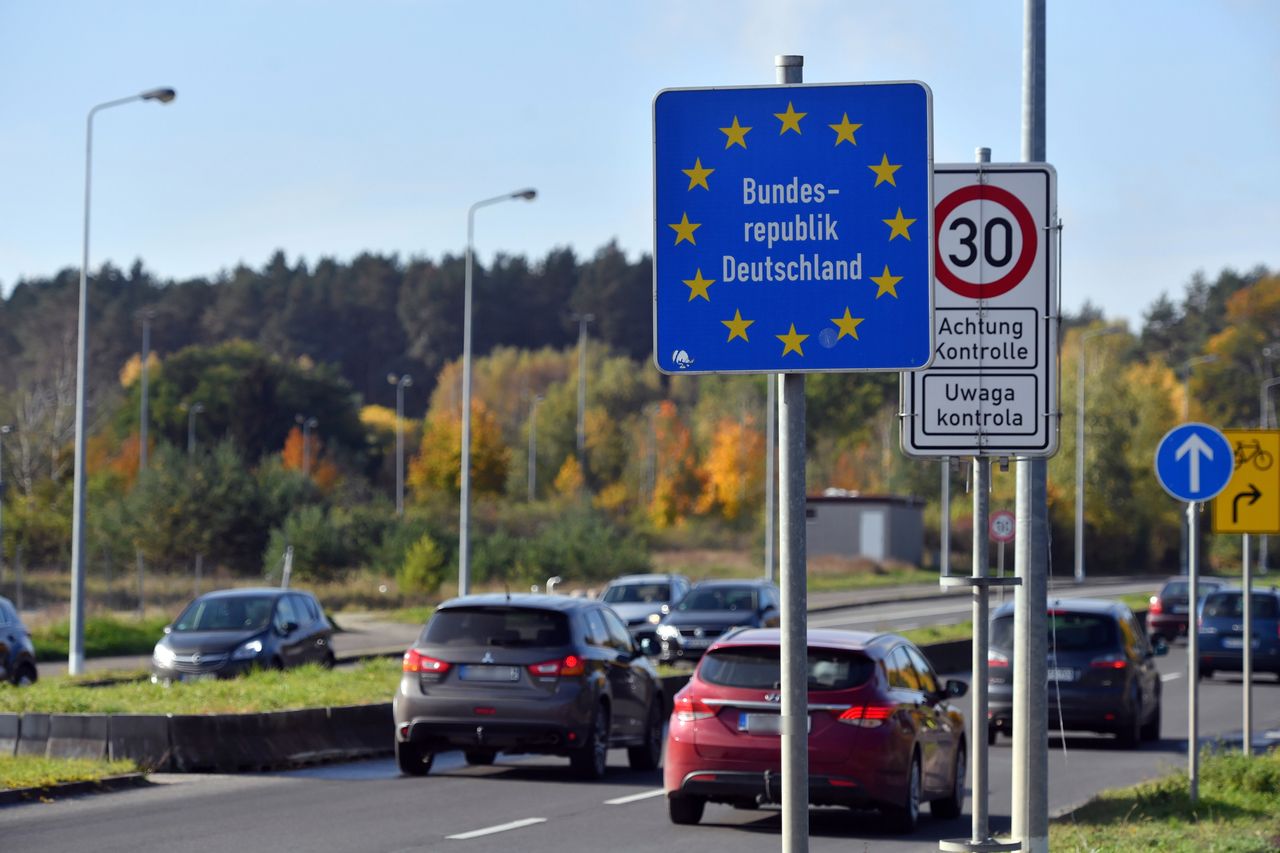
[901,164,1059,457]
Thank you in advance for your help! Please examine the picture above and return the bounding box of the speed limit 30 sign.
[902,164,1059,457]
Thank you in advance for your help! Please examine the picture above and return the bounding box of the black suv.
[393,594,665,779]
[988,597,1166,746]
[0,595,38,685]
[654,579,781,664]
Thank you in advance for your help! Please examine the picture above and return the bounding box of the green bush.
[263,505,355,582]
[398,534,447,596]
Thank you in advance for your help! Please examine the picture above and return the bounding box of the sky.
[1,1,1276,327]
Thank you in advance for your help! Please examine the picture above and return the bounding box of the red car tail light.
[674,694,715,722]
[403,649,450,681]
[988,650,1009,668]
[527,655,585,677]
[1149,596,1163,615]
[835,704,894,728]
[1090,654,1127,670]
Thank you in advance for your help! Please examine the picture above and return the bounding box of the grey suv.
[393,594,665,779]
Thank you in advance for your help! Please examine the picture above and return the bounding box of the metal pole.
[1243,532,1252,757]
[774,53,808,853]
[396,382,404,514]
[766,379,776,582]
[528,395,541,502]
[971,458,991,845]
[194,551,203,598]
[940,458,950,577]
[1188,500,1200,800]
[0,427,8,588]
[1012,2,1050,849]
[1075,334,1086,583]
[139,313,151,472]
[576,314,593,473]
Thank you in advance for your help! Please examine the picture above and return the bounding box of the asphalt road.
[5,645,1277,853]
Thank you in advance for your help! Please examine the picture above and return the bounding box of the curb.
[0,773,149,806]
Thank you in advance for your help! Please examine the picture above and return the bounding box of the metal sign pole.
[941,458,951,577]
[1188,500,1200,800]
[1243,532,1252,756]
[766,379,776,583]
[971,459,991,844]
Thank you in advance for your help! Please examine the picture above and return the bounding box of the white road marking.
[605,788,666,805]
[1161,673,1182,682]
[447,818,546,840]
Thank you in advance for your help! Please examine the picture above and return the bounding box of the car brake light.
[1149,596,1163,615]
[835,705,894,728]
[674,694,715,722]
[1090,654,1127,670]
[988,650,1009,668]
[527,655,585,677]
[403,649,450,680]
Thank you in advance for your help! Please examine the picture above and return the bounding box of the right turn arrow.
[1233,483,1263,523]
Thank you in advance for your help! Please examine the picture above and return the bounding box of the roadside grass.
[378,605,435,626]
[0,756,138,791]
[900,621,973,645]
[1049,748,1280,852]
[0,659,401,715]
[30,614,172,662]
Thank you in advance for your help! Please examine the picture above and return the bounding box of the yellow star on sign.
[774,101,806,135]
[720,116,752,149]
[669,213,701,245]
[868,153,901,187]
[831,308,864,340]
[776,324,809,357]
[683,269,715,302]
[870,265,903,298]
[883,207,916,241]
[722,309,754,342]
[829,113,862,146]
[682,158,714,191]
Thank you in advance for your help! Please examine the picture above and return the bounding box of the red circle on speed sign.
[934,184,1038,300]
[989,510,1015,543]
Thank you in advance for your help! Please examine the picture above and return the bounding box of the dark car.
[393,594,665,779]
[664,628,968,833]
[151,588,334,683]
[1198,587,1280,679]
[654,579,781,664]
[988,597,1166,746]
[1147,576,1228,643]
[600,573,691,647]
[0,595,38,686]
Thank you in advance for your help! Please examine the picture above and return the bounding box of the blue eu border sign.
[653,81,933,375]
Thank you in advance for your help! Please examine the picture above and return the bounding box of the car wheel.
[628,699,664,771]
[13,663,37,687]
[668,793,706,825]
[395,739,433,776]
[931,741,965,819]
[321,651,336,669]
[885,751,922,833]
[987,725,998,746]
[465,750,496,766]
[1199,666,1214,680]
[1140,697,1161,742]
[570,703,610,779]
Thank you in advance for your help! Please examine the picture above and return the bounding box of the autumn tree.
[408,399,508,499]
[649,402,705,528]
[697,416,764,522]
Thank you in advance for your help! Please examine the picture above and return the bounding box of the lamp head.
[512,189,537,201]
[141,88,177,104]
[0,424,13,435]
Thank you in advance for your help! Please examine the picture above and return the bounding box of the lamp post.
[138,310,155,472]
[185,402,204,456]
[1180,354,1220,420]
[68,86,176,676]
[528,394,543,502]
[387,374,412,515]
[0,425,12,585]
[1074,325,1125,583]
[295,415,318,474]
[573,313,594,474]
[459,188,536,596]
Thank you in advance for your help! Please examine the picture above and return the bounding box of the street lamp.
[573,313,595,474]
[1074,325,1125,583]
[138,310,155,473]
[185,402,205,456]
[528,394,544,502]
[0,425,12,585]
[295,415,319,474]
[387,374,412,515]
[1180,354,1220,420]
[459,188,537,596]
[68,86,176,675]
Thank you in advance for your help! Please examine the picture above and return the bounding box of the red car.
[663,628,968,833]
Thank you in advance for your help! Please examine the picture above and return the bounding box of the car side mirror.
[278,621,299,635]
[945,679,968,698]
[1152,638,1169,657]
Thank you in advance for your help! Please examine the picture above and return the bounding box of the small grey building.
[805,491,925,566]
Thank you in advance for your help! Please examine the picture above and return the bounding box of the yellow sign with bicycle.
[1212,429,1280,534]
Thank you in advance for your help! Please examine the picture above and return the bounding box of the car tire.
[628,699,664,771]
[321,651,336,669]
[885,751,922,833]
[395,739,433,776]
[1199,666,1214,680]
[12,662,37,686]
[987,725,998,746]
[931,741,965,820]
[668,793,706,825]
[570,703,610,780]
[465,750,496,766]
[1140,697,1161,742]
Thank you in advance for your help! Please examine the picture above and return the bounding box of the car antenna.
[504,582,511,602]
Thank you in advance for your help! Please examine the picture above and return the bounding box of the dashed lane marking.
[447,818,547,840]
[604,789,666,805]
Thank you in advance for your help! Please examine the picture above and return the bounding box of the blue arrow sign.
[1154,422,1233,502]
[652,82,933,374]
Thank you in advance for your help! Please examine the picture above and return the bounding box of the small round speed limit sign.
[934,183,1038,299]
[989,510,1016,543]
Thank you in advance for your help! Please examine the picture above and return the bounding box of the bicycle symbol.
[1234,439,1274,471]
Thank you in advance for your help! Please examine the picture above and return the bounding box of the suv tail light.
[404,649,450,681]
[674,694,715,722]
[527,655,585,677]
[1090,653,1127,670]
[988,650,1009,668]
[1149,596,1163,615]
[835,705,894,728]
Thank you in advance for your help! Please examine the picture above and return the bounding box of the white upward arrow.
[1175,433,1213,493]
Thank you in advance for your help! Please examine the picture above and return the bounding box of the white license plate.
[460,665,520,682]
[179,672,215,682]
[1047,667,1076,682]
[1222,638,1246,649]
[738,713,811,734]
[682,637,712,649]
[1171,605,1189,614]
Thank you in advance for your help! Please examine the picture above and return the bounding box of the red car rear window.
[699,645,875,691]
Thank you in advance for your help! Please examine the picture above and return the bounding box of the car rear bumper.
[988,685,1129,734]
[672,769,875,808]
[1200,650,1280,672]
[1146,614,1190,637]
[400,717,587,753]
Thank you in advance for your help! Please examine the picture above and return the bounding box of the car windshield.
[423,607,571,647]
[602,583,671,604]
[1161,580,1221,599]
[1203,593,1278,619]
[174,596,273,632]
[699,645,875,691]
[991,611,1119,652]
[678,587,757,612]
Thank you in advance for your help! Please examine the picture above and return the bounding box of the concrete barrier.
[0,713,19,756]
[46,714,109,760]
[16,713,49,757]
[327,703,393,756]
[108,715,172,770]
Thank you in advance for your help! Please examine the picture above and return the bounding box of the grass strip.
[0,659,401,715]
[31,615,172,662]
[1049,748,1280,852]
[0,756,138,791]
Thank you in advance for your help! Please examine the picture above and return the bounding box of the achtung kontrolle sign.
[902,163,1059,457]
[652,82,933,375]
